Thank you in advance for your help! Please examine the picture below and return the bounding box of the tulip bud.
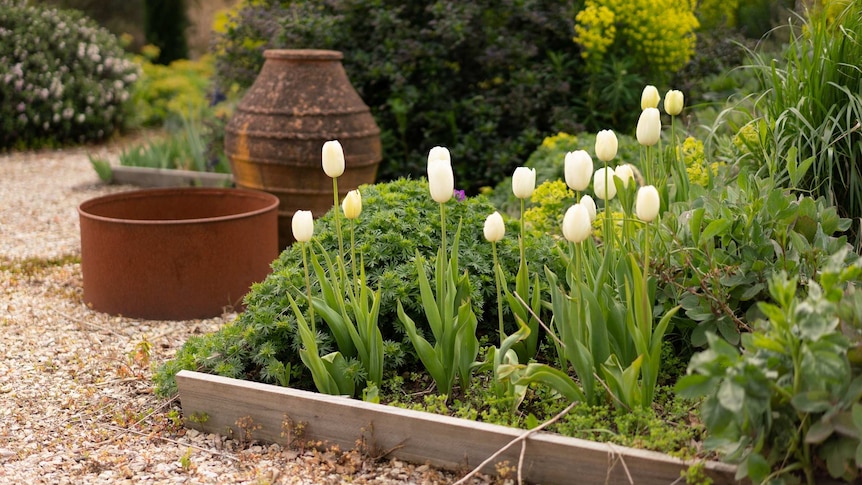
[636,108,661,147]
[641,85,660,110]
[428,161,454,204]
[427,146,451,167]
[562,204,592,243]
[593,167,617,201]
[635,185,660,222]
[342,189,362,220]
[292,210,314,242]
[322,140,345,178]
[512,167,537,200]
[664,90,684,116]
[564,150,593,192]
[483,211,505,243]
[614,164,635,188]
[580,194,597,221]
[595,130,618,162]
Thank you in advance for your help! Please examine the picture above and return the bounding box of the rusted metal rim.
[78,188,279,226]
[264,49,343,61]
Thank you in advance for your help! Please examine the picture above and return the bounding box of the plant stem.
[333,177,345,280]
[349,219,358,290]
[302,242,315,334]
[492,241,505,342]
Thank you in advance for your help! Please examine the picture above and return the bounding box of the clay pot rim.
[264,49,343,61]
[77,187,280,226]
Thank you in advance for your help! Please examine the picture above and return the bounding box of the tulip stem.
[301,242,315,335]
[440,201,448,309]
[333,177,347,283]
[350,219,359,290]
[492,241,505,342]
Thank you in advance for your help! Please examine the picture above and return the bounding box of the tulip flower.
[342,189,362,220]
[593,167,617,201]
[636,108,661,147]
[428,148,454,204]
[614,164,635,188]
[565,150,593,192]
[322,140,345,178]
[483,211,505,243]
[664,90,684,116]
[562,204,592,243]
[635,185,660,222]
[291,210,314,242]
[595,130,618,162]
[580,194,597,221]
[641,85,660,110]
[512,167,537,200]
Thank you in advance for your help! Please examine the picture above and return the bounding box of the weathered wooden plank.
[176,370,740,484]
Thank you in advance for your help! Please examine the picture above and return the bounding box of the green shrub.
[740,2,862,223]
[128,55,215,128]
[154,178,564,396]
[0,0,140,150]
[211,0,584,193]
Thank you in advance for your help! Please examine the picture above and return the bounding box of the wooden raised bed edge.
[176,370,740,484]
[110,166,233,188]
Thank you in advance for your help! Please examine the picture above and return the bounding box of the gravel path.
[0,139,495,484]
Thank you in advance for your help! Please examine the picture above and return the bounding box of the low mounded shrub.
[0,0,140,150]
[154,178,564,396]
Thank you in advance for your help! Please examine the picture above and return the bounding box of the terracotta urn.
[78,187,279,320]
[224,49,382,249]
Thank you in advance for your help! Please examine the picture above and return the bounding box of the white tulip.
[342,189,362,220]
[580,194,597,222]
[428,161,454,204]
[565,150,593,192]
[641,85,660,110]
[321,140,345,178]
[593,167,617,201]
[664,90,684,116]
[635,185,661,222]
[614,164,635,188]
[292,210,314,242]
[636,107,661,147]
[483,211,505,243]
[512,167,537,200]
[595,130,618,162]
[562,204,592,243]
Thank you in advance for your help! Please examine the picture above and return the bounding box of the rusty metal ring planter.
[78,187,279,320]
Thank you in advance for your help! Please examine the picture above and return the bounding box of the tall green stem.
[332,177,345,280]
[349,219,358,290]
[440,201,447,311]
[492,241,504,342]
[302,242,315,334]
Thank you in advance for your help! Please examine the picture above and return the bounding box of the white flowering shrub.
[0,1,140,149]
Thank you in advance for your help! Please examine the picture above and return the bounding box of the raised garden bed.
[176,370,740,484]
[109,165,233,188]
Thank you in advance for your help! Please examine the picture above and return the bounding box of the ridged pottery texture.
[78,188,279,320]
[224,49,382,249]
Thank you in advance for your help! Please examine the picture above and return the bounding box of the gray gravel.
[0,139,498,484]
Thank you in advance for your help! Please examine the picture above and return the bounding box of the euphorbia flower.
[595,130,618,162]
[664,90,684,116]
[635,185,660,222]
[565,150,593,192]
[292,210,314,242]
[636,108,661,147]
[427,146,454,203]
[641,85,660,110]
[322,140,345,178]
[562,204,592,243]
[580,194,597,221]
[512,167,536,200]
[593,167,617,201]
[342,189,362,219]
[483,211,505,243]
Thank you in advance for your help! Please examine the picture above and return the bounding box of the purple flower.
[453,189,466,202]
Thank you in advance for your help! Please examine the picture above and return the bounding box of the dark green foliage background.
[212,0,585,193]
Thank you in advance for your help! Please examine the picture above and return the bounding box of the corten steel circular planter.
[224,49,382,249]
[78,188,279,320]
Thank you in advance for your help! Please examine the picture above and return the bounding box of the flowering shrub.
[0,1,139,149]
[574,0,699,82]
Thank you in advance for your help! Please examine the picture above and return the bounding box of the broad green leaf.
[700,218,732,244]
[513,363,585,403]
[718,379,745,413]
[689,207,705,246]
[675,374,718,399]
[744,453,770,484]
[791,390,834,414]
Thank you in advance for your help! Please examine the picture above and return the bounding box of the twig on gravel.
[452,400,577,485]
[57,309,127,338]
[103,424,240,462]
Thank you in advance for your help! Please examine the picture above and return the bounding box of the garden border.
[110,166,233,188]
[176,370,740,484]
